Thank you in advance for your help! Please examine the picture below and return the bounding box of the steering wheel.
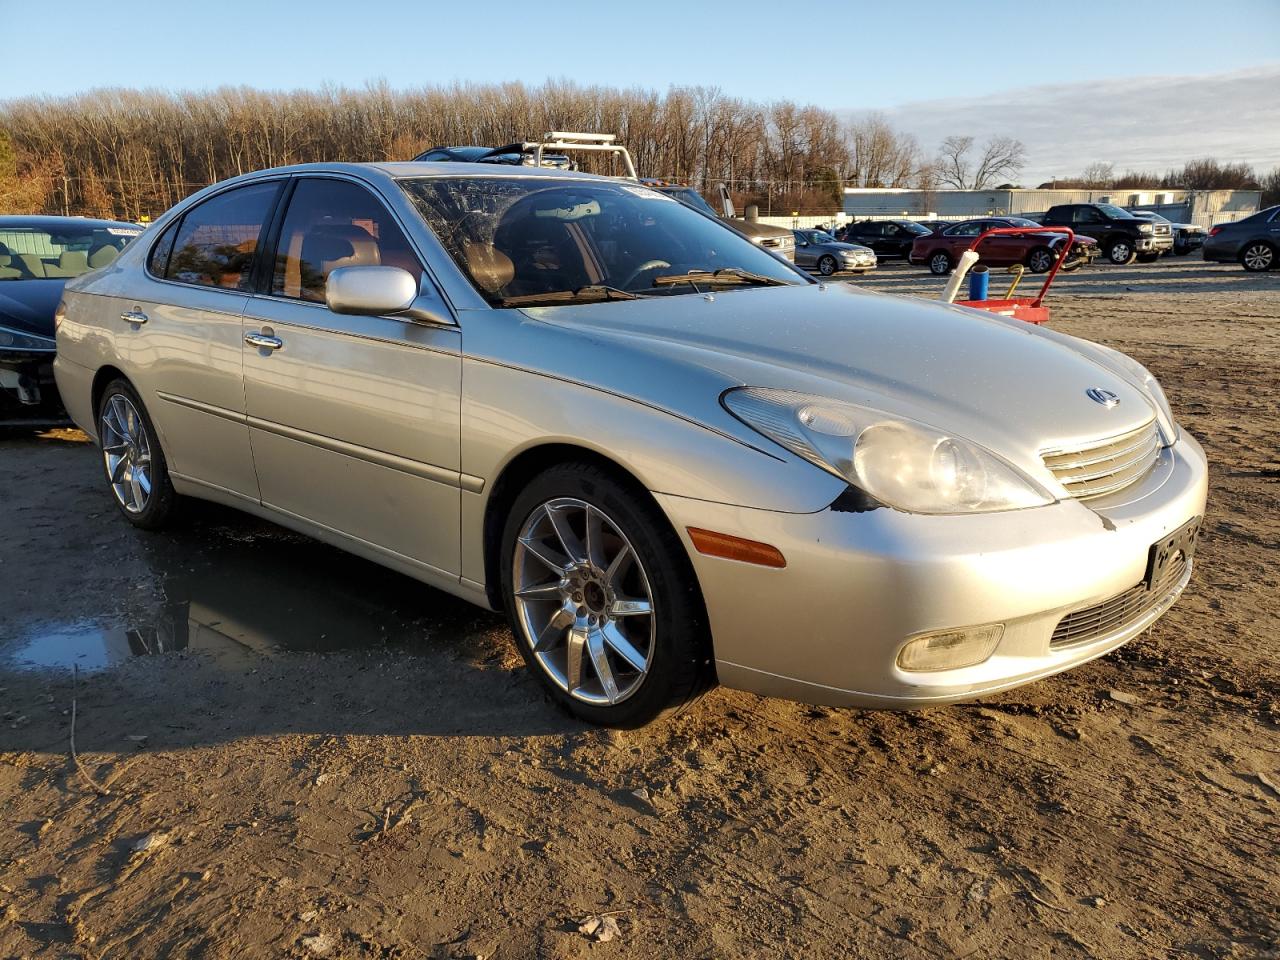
[618,259,671,290]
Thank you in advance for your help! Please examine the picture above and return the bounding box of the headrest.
[301,223,380,270]
[88,244,119,268]
[462,241,514,295]
[59,250,89,270]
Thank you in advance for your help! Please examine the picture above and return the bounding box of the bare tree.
[937,135,1026,189]
[1079,162,1115,188]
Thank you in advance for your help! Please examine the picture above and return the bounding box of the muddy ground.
[1,258,1278,959]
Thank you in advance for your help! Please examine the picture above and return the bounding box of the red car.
[909,217,1098,275]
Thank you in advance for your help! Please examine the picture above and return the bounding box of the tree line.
[0,81,1274,220]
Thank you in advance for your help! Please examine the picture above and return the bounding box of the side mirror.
[326,266,451,324]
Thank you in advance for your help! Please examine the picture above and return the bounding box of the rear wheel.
[97,379,177,529]
[500,463,711,727]
[928,251,952,275]
[1107,239,1137,265]
[1241,242,1275,272]
[1026,247,1055,273]
[817,254,838,276]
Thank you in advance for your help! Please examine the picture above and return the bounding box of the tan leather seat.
[17,253,46,278]
[45,250,89,278]
[297,224,382,301]
[88,244,119,269]
[462,241,514,295]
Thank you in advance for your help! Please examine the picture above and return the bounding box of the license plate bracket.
[1145,517,1200,591]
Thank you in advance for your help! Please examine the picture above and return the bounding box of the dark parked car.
[414,144,574,169]
[839,219,934,259]
[1202,205,1280,272]
[0,215,141,415]
[908,217,1098,275]
[1129,210,1206,256]
[1041,203,1172,265]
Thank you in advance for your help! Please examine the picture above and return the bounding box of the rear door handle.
[244,332,283,351]
[120,309,148,325]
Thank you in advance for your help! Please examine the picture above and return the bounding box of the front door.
[240,176,463,578]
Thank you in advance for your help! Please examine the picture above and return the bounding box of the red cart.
[952,226,1081,324]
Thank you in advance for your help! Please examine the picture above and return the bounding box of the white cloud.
[844,65,1280,185]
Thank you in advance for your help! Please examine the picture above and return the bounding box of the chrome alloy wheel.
[512,498,656,706]
[100,394,152,514]
[1243,243,1274,271]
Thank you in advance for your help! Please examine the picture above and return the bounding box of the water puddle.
[2,513,504,675]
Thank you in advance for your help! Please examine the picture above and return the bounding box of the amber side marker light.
[687,527,787,568]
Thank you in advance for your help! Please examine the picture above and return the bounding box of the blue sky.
[4,0,1275,106]
[3,0,1278,181]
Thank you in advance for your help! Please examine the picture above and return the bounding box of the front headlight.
[0,325,56,352]
[723,388,1054,514]
[1138,223,1154,234]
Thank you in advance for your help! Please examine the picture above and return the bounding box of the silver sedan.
[55,162,1207,726]
[792,229,877,275]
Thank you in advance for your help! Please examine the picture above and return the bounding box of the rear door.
[240,175,463,577]
[127,179,284,501]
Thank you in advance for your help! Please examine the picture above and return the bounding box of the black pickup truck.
[1041,203,1174,265]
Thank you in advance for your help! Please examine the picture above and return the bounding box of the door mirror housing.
[326,266,451,324]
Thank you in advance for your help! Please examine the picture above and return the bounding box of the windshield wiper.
[652,268,792,289]
[499,284,645,307]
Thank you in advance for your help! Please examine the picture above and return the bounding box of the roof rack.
[522,132,638,180]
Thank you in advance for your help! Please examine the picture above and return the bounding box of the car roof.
[0,214,140,230]
[231,160,612,182]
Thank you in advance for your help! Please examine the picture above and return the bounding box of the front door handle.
[120,309,148,325]
[244,332,283,351]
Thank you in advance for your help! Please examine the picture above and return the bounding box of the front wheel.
[928,251,952,275]
[97,379,178,529]
[1241,242,1275,272]
[1107,239,1137,265]
[817,254,838,276]
[501,463,711,727]
[1026,247,1055,273]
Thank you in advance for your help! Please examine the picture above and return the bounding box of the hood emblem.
[1086,387,1120,408]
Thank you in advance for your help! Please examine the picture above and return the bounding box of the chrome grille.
[1050,552,1189,649]
[1042,420,1160,500]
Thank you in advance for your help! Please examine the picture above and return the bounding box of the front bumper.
[0,348,63,417]
[1137,235,1174,252]
[657,431,1207,708]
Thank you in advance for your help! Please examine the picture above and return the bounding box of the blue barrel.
[968,265,990,301]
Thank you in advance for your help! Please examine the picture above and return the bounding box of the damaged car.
[54,164,1207,726]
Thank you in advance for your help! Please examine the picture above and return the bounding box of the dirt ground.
[1,258,1278,959]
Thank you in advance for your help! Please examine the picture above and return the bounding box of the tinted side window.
[271,178,422,303]
[147,220,180,277]
[166,182,280,290]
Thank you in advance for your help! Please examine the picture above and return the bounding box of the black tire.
[499,462,712,727]
[817,254,838,276]
[928,251,952,276]
[1241,242,1275,272]
[96,378,178,530]
[1136,252,1160,264]
[1026,246,1055,274]
[1106,238,1137,265]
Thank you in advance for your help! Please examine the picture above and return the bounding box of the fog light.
[897,624,1004,672]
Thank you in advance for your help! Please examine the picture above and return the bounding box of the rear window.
[164,181,281,291]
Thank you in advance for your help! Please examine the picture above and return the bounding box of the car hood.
[525,283,1158,473]
[0,279,65,338]
[820,242,874,254]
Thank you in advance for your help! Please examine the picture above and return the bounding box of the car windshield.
[657,186,719,218]
[900,221,932,236]
[401,177,807,306]
[0,223,141,281]
[1140,212,1170,222]
[810,231,835,243]
[1096,203,1137,220]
